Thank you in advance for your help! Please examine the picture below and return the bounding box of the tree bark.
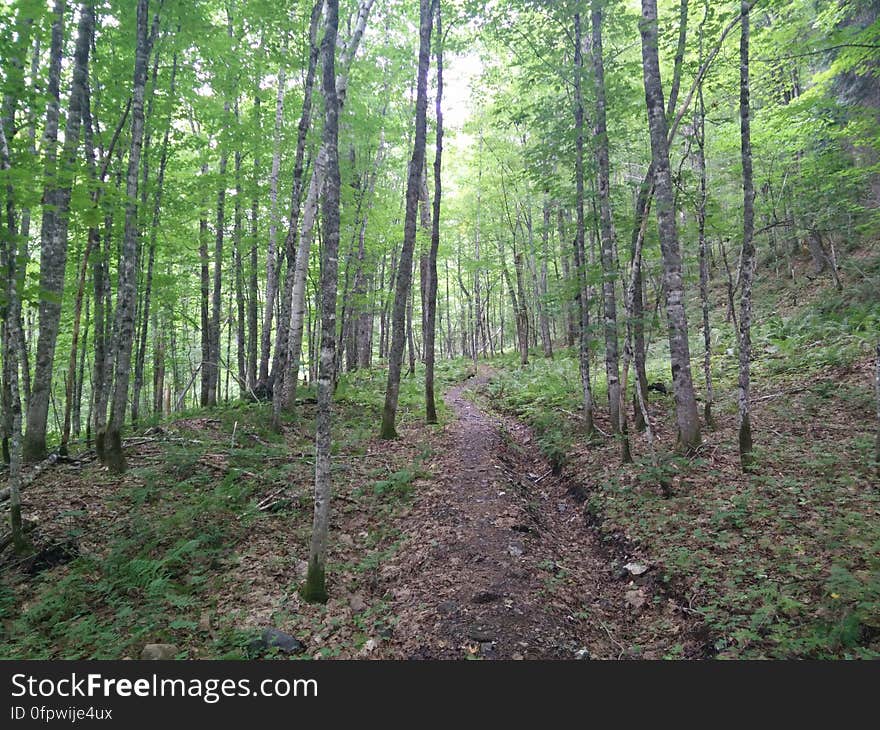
[573,12,595,436]
[100,0,153,472]
[639,0,701,452]
[696,12,715,430]
[591,1,623,451]
[538,196,553,358]
[302,0,341,605]
[425,0,443,424]
[23,1,70,462]
[380,0,433,439]
[258,66,287,387]
[273,0,375,422]
[737,0,756,469]
[198,163,211,406]
[133,50,178,425]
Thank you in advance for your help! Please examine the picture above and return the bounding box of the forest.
[0,0,878,661]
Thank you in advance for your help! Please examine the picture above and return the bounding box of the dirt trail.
[379,369,704,660]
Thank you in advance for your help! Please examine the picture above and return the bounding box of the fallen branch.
[754,387,808,401]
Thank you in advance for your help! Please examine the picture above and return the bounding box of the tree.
[380,0,434,440]
[302,0,341,605]
[424,0,444,425]
[590,0,625,459]
[99,0,153,472]
[22,0,67,462]
[638,0,701,453]
[573,11,594,437]
[737,0,756,470]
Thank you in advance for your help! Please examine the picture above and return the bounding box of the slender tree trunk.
[1,66,27,547]
[380,0,433,439]
[639,0,701,452]
[875,340,880,477]
[425,0,443,424]
[557,206,576,348]
[275,0,375,421]
[101,0,153,472]
[591,2,623,451]
[55,3,95,455]
[74,291,89,439]
[538,196,553,358]
[302,0,341,604]
[209,131,229,407]
[696,13,715,429]
[473,135,486,358]
[248,105,260,391]
[258,67,287,387]
[406,253,417,375]
[234,142,247,391]
[23,1,69,462]
[133,50,178,424]
[737,0,756,469]
[514,251,530,366]
[198,164,211,407]
[573,12,594,436]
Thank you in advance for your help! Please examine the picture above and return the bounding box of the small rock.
[623,562,649,577]
[471,590,502,604]
[507,541,524,557]
[467,626,495,642]
[250,627,306,656]
[348,594,368,613]
[338,533,355,547]
[363,638,379,653]
[624,588,647,611]
[140,643,178,660]
[575,648,592,660]
[198,612,212,632]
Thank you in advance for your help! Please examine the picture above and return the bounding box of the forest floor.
[0,364,706,660]
[0,257,877,660]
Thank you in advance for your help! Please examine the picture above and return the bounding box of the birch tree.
[638,0,701,453]
[380,0,433,440]
[302,0,341,605]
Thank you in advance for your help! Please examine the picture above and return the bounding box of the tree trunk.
[875,340,880,477]
[425,0,443,425]
[380,0,433,439]
[133,50,178,424]
[696,17,715,430]
[591,1,623,451]
[473,135,486,358]
[248,102,260,391]
[737,0,756,469]
[538,196,553,358]
[639,0,701,452]
[514,251,530,366]
[274,0,375,421]
[302,0,341,605]
[573,12,594,436]
[101,0,153,472]
[23,1,69,462]
[258,67,287,387]
[54,4,94,455]
[234,142,247,391]
[198,163,211,407]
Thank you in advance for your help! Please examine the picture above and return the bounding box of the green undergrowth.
[0,363,453,659]
[479,262,880,659]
